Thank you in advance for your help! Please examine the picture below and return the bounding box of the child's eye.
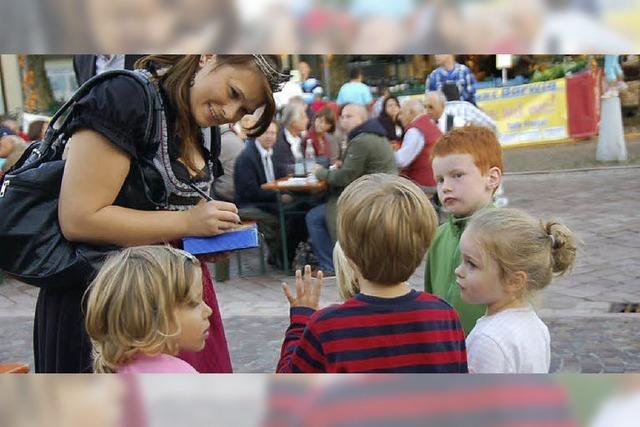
[436,176,444,184]
[453,172,464,178]
[229,87,240,99]
[466,259,477,269]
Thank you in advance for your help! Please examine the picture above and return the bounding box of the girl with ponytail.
[454,208,577,373]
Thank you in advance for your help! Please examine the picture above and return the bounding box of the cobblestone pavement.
[1,167,639,373]
[501,136,640,172]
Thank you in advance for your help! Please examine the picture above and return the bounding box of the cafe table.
[261,176,327,274]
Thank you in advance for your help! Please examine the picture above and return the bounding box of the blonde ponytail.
[543,220,577,278]
[467,208,578,295]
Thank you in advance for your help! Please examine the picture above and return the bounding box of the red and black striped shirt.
[277,290,468,373]
[266,375,578,427]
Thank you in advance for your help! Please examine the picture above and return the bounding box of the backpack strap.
[45,69,161,156]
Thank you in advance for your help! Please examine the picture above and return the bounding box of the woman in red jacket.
[305,108,339,166]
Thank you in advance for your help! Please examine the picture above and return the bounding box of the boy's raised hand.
[282,265,323,310]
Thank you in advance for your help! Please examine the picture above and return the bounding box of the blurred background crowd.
[2,374,640,426]
[1,0,639,53]
[3,53,636,271]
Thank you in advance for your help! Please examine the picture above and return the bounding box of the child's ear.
[505,271,527,295]
[486,166,502,193]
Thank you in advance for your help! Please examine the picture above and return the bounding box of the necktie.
[264,153,275,182]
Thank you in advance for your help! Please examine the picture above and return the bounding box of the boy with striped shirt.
[277,174,467,373]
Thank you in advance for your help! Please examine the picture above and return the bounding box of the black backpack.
[0,69,165,288]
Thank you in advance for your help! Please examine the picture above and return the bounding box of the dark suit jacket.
[73,55,144,86]
[273,128,295,178]
[234,140,285,213]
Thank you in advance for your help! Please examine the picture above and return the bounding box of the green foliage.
[531,60,588,83]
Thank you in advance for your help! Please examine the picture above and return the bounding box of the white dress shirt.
[284,128,303,160]
[394,127,424,169]
[254,140,275,183]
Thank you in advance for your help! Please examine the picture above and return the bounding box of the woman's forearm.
[61,205,193,247]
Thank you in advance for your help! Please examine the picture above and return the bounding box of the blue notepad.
[183,224,259,255]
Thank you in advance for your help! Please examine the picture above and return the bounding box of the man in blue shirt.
[426,55,478,105]
[336,68,373,107]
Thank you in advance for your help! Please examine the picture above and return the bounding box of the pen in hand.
[188,182,242,225]
[188,182,214,201]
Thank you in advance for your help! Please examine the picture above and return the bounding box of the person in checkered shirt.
[425,91,497,134]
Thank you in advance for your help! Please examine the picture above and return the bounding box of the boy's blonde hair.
[430,125,504,175]
[467,208,577,295]
[333,241,359,300]
[85,245,201,373]
[337,174,438,285]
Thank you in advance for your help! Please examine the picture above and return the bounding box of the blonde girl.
[455,208,577,373]
[85,246,212,373]
[333,241,360,301]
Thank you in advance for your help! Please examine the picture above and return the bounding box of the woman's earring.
[190,75,195,87]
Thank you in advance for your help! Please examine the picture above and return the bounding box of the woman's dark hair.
[349,68,363,80]
[313,108,336,134]
[377,95,401,141]
[135,55,280,176]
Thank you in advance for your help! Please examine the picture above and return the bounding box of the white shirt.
[394,127,424,169]
[284,128,303,160]
[436,112,467,133]
[254,140,275,183]
[590,393,640,427]
[95,55,126,75]
[439,101,497,133]
[466,305,550,373]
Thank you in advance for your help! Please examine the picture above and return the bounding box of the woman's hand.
[186,199,241,236]
[282,265,323,310]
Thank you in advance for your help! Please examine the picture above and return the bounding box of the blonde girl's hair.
[467,208,578,295]
[333,241,360,301]
[84,246,201,373]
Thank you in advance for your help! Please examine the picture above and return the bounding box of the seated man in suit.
[234,120,303,269]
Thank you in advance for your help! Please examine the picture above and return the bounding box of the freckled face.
[433,153,493,218]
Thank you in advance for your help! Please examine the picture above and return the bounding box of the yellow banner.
[477,78,568,147]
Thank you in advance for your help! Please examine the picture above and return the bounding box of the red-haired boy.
[425,126,503,335]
